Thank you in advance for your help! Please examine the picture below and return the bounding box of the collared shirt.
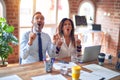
[20,31,56,64]
[56,37,81,59]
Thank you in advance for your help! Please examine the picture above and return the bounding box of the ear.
[42,21,45,26]
[31,20,33,24]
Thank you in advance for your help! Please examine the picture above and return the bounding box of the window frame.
[78,0,95,25]
[19,0,69,28]
[0,0,6,18]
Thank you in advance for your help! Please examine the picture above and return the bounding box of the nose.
[37,18,41,21]
[66,25,70,28]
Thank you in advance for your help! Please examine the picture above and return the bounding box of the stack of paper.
[83,64,120,80]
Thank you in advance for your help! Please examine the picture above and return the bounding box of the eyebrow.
[34,15,44,20]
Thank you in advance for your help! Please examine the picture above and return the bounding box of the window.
[78,1,95,25]
[20,0,69,38]
[20,0,69,27]
[20,0,33,27]
[76,1,95,45]
[0,2,3,17]
[0,0,6,17]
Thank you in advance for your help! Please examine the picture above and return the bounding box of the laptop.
[92,24,101,31]
[79,45,101,63]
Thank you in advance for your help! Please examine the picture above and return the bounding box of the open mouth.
[37,23,41,26]
[67,29,69,31]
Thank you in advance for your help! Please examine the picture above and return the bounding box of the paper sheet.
[83,64,120,80]
[91,70,120,80]
[68,70,103,80]
[31,74,67,80]
[0,75,22,80]
[80,70,103,80]
[53,62,77,70]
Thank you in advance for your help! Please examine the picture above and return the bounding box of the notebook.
[79,45,101,63]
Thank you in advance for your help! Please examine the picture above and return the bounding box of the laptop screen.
[92,24,101,31]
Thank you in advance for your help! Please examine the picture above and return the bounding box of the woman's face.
[62,20,72,36]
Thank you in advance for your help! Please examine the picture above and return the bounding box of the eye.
[35,17,39,20]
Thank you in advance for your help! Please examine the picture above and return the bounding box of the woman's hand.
[53,34,60,44]
[57,38,63,48]
[74,34,81,46]
[53,34,63,48]
[76,39,81,46]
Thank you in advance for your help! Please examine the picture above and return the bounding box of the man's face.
[32,13,44,32]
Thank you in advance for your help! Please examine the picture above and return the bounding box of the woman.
[53,18,82,59]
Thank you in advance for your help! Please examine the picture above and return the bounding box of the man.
[20,12,56,64]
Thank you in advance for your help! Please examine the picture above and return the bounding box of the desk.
[0,60,120,80]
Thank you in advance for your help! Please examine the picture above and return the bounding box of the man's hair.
[32,12,44,21]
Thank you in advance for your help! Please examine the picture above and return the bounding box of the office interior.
[0,0,120,64]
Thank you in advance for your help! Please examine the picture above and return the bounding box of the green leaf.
[5,26,14,33]
[0,17,6,22]
[9,34,18,44]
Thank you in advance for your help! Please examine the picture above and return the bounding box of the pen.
[99,77,105,80]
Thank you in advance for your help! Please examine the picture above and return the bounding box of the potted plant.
[0,17,18,67]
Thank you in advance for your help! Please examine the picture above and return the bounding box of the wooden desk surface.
[0,60,120,80]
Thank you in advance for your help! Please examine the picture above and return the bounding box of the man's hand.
[28,32,36,45]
